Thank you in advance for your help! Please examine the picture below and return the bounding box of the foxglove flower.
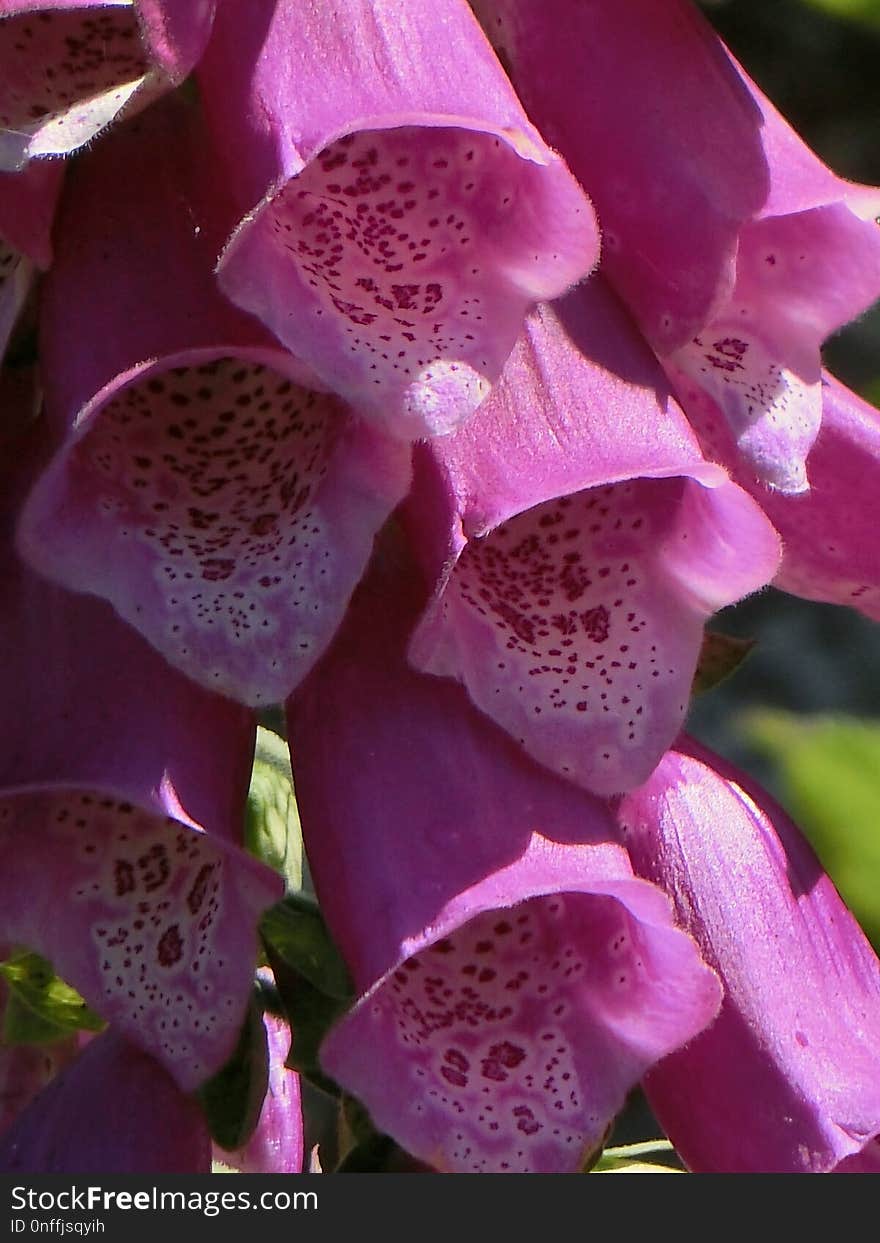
[0,1029,211,1173]
[0,160,62,363]
[1,420,282,1089]
[196,0,599,438]
[217,1012,303,1174]
[286,551,721,1173]
[471,0,880,492]
[16,97,411,706]
[676,366,880,621]
[0,0,216,169]
[616,740,880,1173]
[405,280,780,796]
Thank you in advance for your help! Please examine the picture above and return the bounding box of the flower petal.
[470,0,769,352]
[198,0,599,437]
[617,740,880,1173]
[472,0,880,492]
[0,159,63,267]
[218,1012,303,1174]
[0,789,281,1090]
[663,64,880,493]
[0,161,62,362]
[676,367,880,621]
[16,97,411,706]
[668,326,821,494]
[0,0,215,169]
[406,284,781,796]
[669,200,880,492]
[2,423,282,1088]
[286,549,721,1173]
[0,1030,211,1173]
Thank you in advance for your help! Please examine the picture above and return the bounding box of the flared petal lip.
[460,461,729,545]
[1,779,205,838]
[0,780,283,1089]
[0,1,212,171]
[218,110,594,274]
[332,831,709,995]
[66,344,329,434]
[427,461,732,591]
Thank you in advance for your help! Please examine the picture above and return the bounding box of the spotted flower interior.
[323,889,708,1174]
[0,5,149,167]
[224,124,594,438]
[413,476,708,795]
[0,788,280,1090]
[18,352,410,705]
[670,325,820,494]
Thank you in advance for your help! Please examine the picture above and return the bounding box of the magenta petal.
[406,284,781,796]
[669,197,880,492]
[0,1030,211,1173]
[767,376,880,619]
[0,160,63,267]
[286,557,720,1173]
[218,1012,303,1174]
[668,327,822,495]
[617,740,880,1173]
[473,1,880,493]
[470,0,769,353]
[2,427,282,1088]
[0,161,62,361]
[197,0,599,438]
[678,368,880,621]
[4,430,258,845]
[0,788,280,1090]
[664,66,880,492]
[16,98,411,705]
[0,0,215,169]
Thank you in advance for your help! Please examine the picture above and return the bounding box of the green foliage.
[260,893,354,1001]
[743,712,880,948]
[0,951,104,1045]
[692,630,756,697]
[801,0,880,29]
[591,1140,685,1174]
[265,949,347,1098]
[260,891,354,1096]
[197,991,270,1152]
[245,726,303,892]
[862,378,880,408]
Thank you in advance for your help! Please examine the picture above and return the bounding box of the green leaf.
[260,894,354,1001]
[742,712,880,948]
[861,378,880,409]
[335,1132,400,1173]
[591,1140,685,1173]
[244,726,303,892]
[691,630,756,696]
[339,1092,376,1148]
[265,948,346,1098]
[801,0,880,29]
[197,992,269,1152]
[0,952,104,1045]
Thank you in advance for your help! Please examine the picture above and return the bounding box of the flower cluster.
[1,0,879,1174]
